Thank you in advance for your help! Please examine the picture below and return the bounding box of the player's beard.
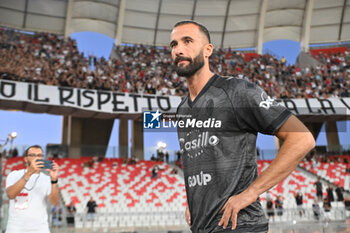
[174,50,205,78]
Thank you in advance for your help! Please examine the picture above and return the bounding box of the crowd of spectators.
[264,185,348,222]
[82,155,105,168]
[122,156,139,165]
[1,26,350,98]
[1,148,19,158]
[305,153,349,163]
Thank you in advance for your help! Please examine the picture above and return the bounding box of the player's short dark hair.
[24,145,43,157]
[173,20,211,43]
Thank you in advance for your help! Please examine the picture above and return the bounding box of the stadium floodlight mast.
[7,131,18,151]
[8,132,17,140]
[0,131,17,150]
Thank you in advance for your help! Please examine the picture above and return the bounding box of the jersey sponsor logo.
[143,110,161,129]
[179,132,219,158]
[259,92,280,110]
[188,171,212,187]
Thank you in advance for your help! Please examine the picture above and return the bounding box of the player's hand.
[218,192,256,229]
[185,206,191,226]
[48,161,59,181]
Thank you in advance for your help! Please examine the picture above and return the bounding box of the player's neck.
[187,67,214,102]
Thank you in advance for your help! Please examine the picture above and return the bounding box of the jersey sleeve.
[234,81,292,135]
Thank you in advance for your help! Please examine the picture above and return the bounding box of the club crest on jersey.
[259,92,280,110]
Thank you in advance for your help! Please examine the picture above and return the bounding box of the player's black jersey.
[176,74,292,233]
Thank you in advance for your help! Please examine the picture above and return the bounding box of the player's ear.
[204,43,213,58]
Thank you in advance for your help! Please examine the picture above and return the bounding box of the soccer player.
[170,21,315,233]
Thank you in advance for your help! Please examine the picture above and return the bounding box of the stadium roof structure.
[0,0,350,53]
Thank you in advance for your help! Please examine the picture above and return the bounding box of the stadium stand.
[1,0,350,231]
[260,161,325,207]
[2,157,188,227]
[2,157,349,227]
[1,20,350,230]
[300,156,350,191]
[1,27,349,99]
[1,27,349,228]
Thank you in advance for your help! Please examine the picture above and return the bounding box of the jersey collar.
[187,74,218,108]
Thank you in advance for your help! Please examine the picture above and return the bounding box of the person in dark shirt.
[86,197,97,221]
[294,191,304,217]
[66,201,76,225]
[326,184,334,202]
[152,165,159,179]
[314,177,323,202]
[266,198,274,221]
[274,195,283,217]
[165,151,169,163]
[171,20,315,233]
[335,185,344,202]
[151,154,156,161]
[12,147,18,157]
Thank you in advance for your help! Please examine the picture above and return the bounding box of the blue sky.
[0,32,349,159]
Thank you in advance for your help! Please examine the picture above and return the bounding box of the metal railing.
[1,200,350,233]
[50,208,350,233]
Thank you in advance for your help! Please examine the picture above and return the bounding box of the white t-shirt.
[5,169,52,233]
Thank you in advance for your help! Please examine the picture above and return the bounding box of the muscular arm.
[219,115,315,229]
[245,115,315,196]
